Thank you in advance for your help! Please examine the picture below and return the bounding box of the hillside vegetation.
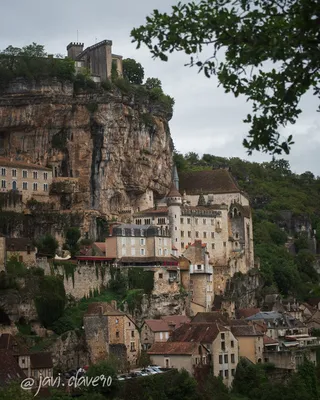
[174,152,320,299]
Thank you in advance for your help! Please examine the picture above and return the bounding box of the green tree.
[122,58,144,84]
[65,227,81,257]
[85,359,118,396]
[131,0,320,155]
[36,234,58,257]
[0,382,33,400]
[35,275,66,327]
[145,77,162,90]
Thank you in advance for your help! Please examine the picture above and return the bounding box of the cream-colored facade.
[105,224,171,258]
[0,158,52,204]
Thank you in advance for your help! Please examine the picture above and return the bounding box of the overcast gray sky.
[1,0,319,175]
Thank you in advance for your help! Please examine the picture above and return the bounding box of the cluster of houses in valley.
[1,162,320,387]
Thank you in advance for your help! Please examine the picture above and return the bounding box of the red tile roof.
[167,184,182,198]
[170,322,229,343]
[0,349,26,385]
[0,157,51,171]
[179,169,240,195]
[161,315,191,329]
[191,312,229,325]
[231,325,263,337]
[236,308,261,319]
[263,335,279,345]
[134,207,168,216]
[148,342,198,355]
[145,319,170,332]
[93,242,106,253]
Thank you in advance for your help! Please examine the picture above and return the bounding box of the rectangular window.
[43,183,48,192]
[231,369,235,377]
[131,331,135,338]
[33,171,38,179]
[12,169,17,177]
[219,355,223,364]
[231,341,234,348]
[158,248,162,256]
[224,354,228,363]
[188,231,191,238]
[211,232,215,239]
[203,232,207,238]
[180,218,184,224]
[181,242,185,249]
[159,273,163,279]
[196,231,199,238]
[22,170,28,178]
[203,219,206,225]
[231,354,235,363]
[43,172,48,180]
[1,168,6,176]
[225,370,229,378]
[23,182,28,190]
[130,342,135,351]
[116,331,119,338]
[221,333,225,340]
[140,238,145,246]
[181,231,184,237]
[140,248,145,256]
[33,183,38,191]
[211,243,215,250]
[164,249,168,256]
[1,180,6,188]
[187,218,191,224]
[221,342,225,351]
[223,242,226,247]
[219,370,223,378]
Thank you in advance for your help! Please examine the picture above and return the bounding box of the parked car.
[117,375,127,381]
[144,367,157,375]
[149,366,163,373]
[140,369,150,376]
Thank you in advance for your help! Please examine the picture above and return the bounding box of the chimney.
[111,300,117,310]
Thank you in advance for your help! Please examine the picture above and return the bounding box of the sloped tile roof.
[0,350,26,386]
[0,157,51,171]
[0,334,29,355]
[148,342,198,355]
[145,319,170,332]
[169,322,229,343]
[6,238,36,252]
[167,184,182,198]
[191,312,229,325]
[231,325,263,337]
[236,308,261,319]
[263,335,279,345]
[179,169,240,195]
[30,353,53,369]
[161,315,190,329]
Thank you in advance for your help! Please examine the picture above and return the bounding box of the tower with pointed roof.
[166,184,182,253]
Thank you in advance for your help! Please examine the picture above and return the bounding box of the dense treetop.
[132,0,320,155]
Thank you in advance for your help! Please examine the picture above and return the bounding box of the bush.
[6,255,27,277]
[101,79,112,91]
[122,58,144,84]
[113,77,132,94]
[36,233,58,257]
[51,315,75,335]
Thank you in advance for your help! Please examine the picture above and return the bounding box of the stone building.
[105,223,171,258]
[169,322,239,387]
[229,321,264,363]
[83,301,140,368]
[0,157,52,206]
[67,40,123,82]
[148,342,209,374]
[181,240,213,313]
[6,238,37,266]
[133,168,255,298]
[142,315,190,350]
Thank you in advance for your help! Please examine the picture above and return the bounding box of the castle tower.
[166,184,182,254]
[67,42,84,60]
[172,165,179,190]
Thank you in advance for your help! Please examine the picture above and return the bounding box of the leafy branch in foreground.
[131,0,320,155]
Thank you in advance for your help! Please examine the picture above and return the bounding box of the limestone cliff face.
[0,79,173,220]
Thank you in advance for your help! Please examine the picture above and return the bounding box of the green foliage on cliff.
[175,152,320,299]
[64,227,81,257]
[35,275,66,327]
[0,43,75,84]
[128,267,154,294]
[123,58,144,85]
[35,233,59,258]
